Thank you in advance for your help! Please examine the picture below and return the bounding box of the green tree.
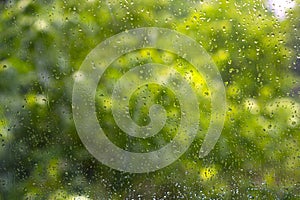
[0,0,299,199]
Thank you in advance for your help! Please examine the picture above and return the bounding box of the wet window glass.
[0,0,299,199]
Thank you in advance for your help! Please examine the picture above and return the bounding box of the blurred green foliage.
[0,0,299,199]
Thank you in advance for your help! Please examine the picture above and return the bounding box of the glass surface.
[0,0,299,199]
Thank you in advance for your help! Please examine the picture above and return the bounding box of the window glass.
[0,0,299,199]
